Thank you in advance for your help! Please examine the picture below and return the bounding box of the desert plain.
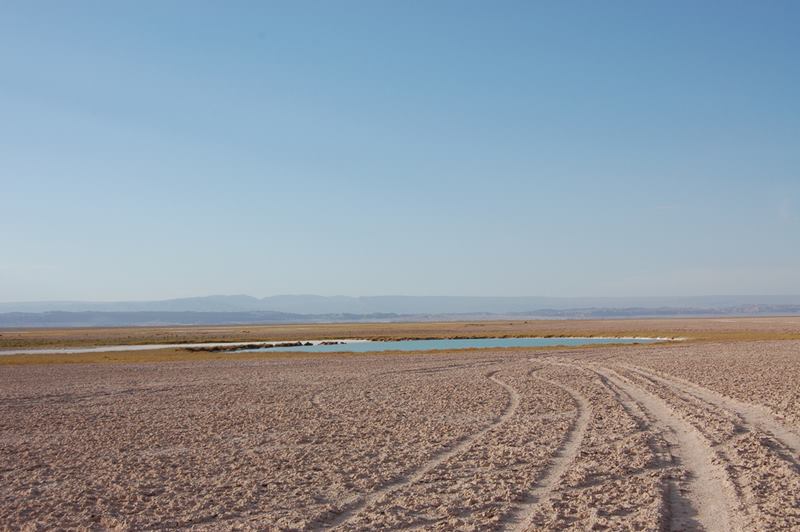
[1,317,799,530]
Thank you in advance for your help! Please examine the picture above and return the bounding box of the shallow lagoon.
[0,336,665,356]
[236,336,662,353]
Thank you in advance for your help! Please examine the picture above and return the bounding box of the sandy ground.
[1,339,799,529]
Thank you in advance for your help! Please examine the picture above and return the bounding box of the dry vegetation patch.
[4,316,800,351]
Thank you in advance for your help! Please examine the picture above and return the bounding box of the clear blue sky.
[2,1,798,301]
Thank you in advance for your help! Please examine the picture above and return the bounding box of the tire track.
[590,368,675,466]
[596,367,742,532]
[623,364,800,466]
[317,370,520,530]
[589,368,702,530]
[381,360,502,376]
[510,367,590,532]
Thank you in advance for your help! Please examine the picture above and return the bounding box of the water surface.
[236,337,662,353]
[0,336,665,356]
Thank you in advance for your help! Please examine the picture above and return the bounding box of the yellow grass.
[2,316,799,365]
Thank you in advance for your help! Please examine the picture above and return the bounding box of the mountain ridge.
[3,294,800,315]
[2,304,800,328]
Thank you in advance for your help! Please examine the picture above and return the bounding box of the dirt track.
[1,340,799,530]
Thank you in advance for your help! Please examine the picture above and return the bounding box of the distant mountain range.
[1,295,800,327]
[4,294,800,314]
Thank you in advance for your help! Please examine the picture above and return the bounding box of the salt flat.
[1,330,799,529]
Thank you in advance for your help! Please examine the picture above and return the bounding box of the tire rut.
[318,370,520,530]
[596,367,742,532]
[510,368,590,532]
[589,368,707,531]
[624,364,800,467]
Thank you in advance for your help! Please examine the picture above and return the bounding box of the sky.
[1,1,799,301]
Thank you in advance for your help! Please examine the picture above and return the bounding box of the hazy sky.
[2,1,799,301]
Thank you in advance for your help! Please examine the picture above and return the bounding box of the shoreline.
[0,336,677,356]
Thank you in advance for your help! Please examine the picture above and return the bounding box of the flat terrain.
[4,316,800,351]
[1,319,799,529]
